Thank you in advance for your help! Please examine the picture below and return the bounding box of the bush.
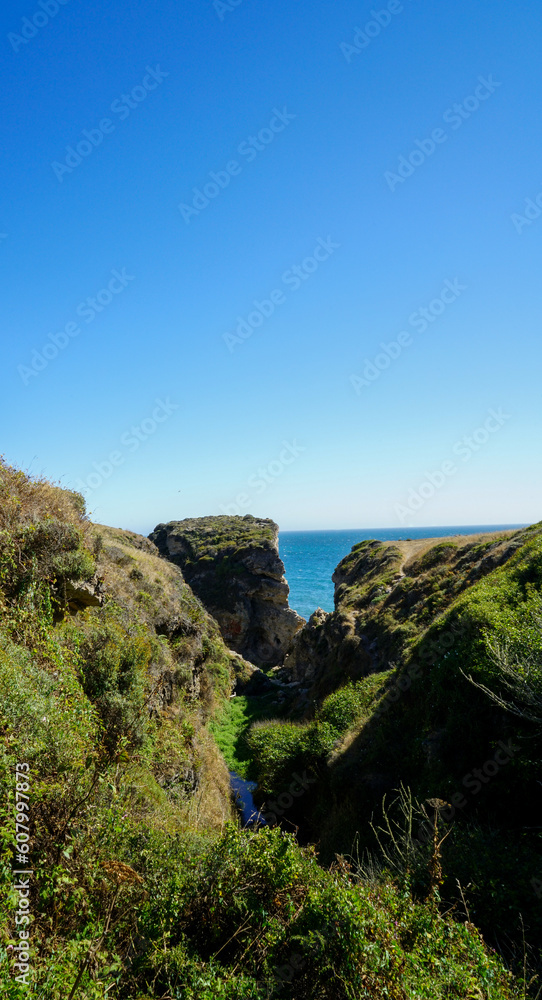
[132,824,523,1000]
[59,607,153,755]
[0,637,98,777]
[317,681,369,732]
[249,679,383,794]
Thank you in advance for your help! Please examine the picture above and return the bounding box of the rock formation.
[63,574,105,613]
[277,528,527,704]
[149,515,305,667]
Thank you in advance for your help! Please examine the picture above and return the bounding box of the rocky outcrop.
[277,528,529,706]
[274,607,373,705]
[63,574,105,613]
[149,515,305,668]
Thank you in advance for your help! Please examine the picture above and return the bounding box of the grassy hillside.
[279,529,529,706]
[0,461,534,998]
[248,526,542,976]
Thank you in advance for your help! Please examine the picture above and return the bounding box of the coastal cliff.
[278,529,527,700]
[0,456,537,997]
[149,514,305,667]
[247,522,542,956]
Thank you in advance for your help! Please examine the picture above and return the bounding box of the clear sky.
[2,0,541,532]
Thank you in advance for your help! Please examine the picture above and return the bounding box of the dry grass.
[391,529,520,576]
[92,524,188,627]
[184,725,234,831]
[0,456,88,535]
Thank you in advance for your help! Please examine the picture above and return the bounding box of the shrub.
[133,825,523,1000]
[59,607,153,754]
[0,638,98,777]
[317,682,369,733]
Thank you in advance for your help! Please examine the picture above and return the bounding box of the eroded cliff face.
[149,515,305,667]
[278,528,528,704]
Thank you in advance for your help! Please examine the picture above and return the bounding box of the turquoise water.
[279,525,527,621]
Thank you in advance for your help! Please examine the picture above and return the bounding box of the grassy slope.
[0,462,531,998]
[248,524,542,970]
[333,528,527,670]
[277,530,528,710]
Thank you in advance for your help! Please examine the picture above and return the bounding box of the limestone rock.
[279,607,371,698]
[63,574,104,613]
[149,515,305,667]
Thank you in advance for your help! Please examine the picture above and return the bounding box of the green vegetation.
[0,461,537,997]
[209,692,278,776]
[247,525,542,982]
[152,514,276,566]
[0,460,236,997]
[406,541,458,574]
[120,822,521,999]
[248,676,387,794]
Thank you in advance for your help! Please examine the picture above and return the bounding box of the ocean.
[279,524,527,621]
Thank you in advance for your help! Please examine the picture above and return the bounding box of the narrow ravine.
[209,692,277,826]
[229,771,267,827]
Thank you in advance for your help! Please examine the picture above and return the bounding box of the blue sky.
[2,0,541,531]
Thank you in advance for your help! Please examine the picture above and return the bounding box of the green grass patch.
[248,675,388,793]
[209,693,277,776]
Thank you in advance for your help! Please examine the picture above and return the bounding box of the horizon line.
[279,522,530,533]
